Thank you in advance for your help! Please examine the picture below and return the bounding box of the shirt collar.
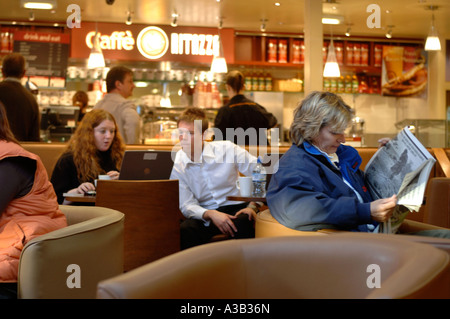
[179,141,213,165]
[303,141,338,166]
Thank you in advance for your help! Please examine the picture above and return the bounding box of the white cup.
[236,176,253,197]
[95,174,111,187]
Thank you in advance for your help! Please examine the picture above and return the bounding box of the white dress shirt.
[170,140,258,222]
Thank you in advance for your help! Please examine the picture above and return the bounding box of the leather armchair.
[255,209,343,237]
[18,205,124,299]
[97,233,450,299]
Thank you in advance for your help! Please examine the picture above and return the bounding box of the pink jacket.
[0,141,67,282]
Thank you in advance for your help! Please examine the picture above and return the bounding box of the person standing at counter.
[0,101,66,297]
[51,109,125,205]
[0,53,40,142]
[214,70,277,146]
[94,66,140,144]
[72,90,89,122]
[170,107,260,250]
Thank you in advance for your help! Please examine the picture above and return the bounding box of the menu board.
[13,31,70,86]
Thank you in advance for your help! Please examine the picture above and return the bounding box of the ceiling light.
[425,6,441,51]
[260,19,267,32]
[126,11,132,25]
[322,15,344,25]
[21,0,56,10]
[385,25,394,39]
[171,11,178,27]
[210,18,228,74]
[87,27,105,69]
[323,39,340,78]
[345,27,351,37]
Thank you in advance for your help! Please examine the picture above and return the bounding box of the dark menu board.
[13,31,70,79]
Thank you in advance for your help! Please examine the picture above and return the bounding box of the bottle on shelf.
[252,157,267,198]
[344,74,353,93]
[351,74,359,94]
[337,75,345,93]
[245,72,253,91]
[258,72,266,91]
[265,73,273,91]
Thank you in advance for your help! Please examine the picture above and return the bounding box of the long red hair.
[66,109,125,182]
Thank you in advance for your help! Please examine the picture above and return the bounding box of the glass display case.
[395,119,446,148]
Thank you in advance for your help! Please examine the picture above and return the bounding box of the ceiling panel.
[0,0,448,40]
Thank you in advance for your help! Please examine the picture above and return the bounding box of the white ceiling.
[1,0,449,40]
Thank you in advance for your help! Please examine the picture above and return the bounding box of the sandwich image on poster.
[381,46,427,98]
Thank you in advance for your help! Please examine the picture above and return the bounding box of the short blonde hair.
[290,91,354,146]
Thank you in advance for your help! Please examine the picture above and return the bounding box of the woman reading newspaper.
[266,91,450,238]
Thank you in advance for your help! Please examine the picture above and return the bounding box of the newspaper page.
[364,126,435,233]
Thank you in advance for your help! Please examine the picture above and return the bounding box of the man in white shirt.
[94,66,140,144]
[170,107,260,249]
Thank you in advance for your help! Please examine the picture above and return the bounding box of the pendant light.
[87,24,105,69]
[323,27,340,78]
[424,6,441,51]
[210,18,228,74]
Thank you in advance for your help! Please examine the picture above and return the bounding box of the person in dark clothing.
[0,53,40,141]
[51,109,125,204]
[214,70,277,146]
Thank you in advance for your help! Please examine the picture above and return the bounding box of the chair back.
[18,205,124,299]
[95,179,182,272]
[97,233,450,299]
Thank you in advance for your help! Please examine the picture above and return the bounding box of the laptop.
[119,150,174,180]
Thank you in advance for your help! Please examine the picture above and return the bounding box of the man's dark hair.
[178,107,209,133]
[105,66,133,93]
[2,53,26,78]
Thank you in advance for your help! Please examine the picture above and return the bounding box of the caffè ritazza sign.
[71,22,233,64]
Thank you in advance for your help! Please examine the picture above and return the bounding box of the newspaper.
[364,127,435,234]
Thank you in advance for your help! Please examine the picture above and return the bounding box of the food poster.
[381,46,427,99]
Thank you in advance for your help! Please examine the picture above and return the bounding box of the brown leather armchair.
[97,234,450,299]
[17,205,124,299]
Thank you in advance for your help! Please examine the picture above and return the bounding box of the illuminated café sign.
[71,22,233,63]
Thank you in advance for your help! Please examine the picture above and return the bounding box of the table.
[63,194,96,203]
[226,196,266,203]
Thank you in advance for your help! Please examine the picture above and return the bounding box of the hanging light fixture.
[171,10,178,27]
[87,24,105,69]
[260,19,268,32]
[210,18,228,74]
[385,25,394,39]
[323,26,340,78]
[425,6,441,51]
[125,11,133,25]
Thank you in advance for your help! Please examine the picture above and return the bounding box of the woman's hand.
[370,194,397,222]
[76,182,96,194]
[378,138,391,148]
[203,210,237,237]
[106,170,120,180]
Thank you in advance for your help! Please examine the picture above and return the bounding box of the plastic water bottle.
[252,157,266,197]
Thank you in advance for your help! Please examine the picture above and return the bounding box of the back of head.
[290,91,354,146]
[105,66,132,93]
[2,53,26,78]
[0,101,19,143]
[178,107,209,133]
[225,70,245,93]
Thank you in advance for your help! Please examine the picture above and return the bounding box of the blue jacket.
[266,142,376,232]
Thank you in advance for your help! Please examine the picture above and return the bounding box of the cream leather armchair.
[97,233,450,299]
[18,205,124,299]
